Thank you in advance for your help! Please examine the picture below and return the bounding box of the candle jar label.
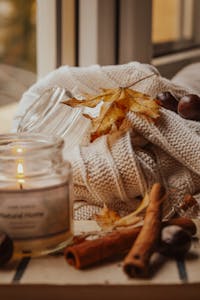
[0,182,72,255]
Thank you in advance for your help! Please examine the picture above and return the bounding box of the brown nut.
[156,91,178,112]
[159,225,191,258]
[0,232,13,267]
[178,94,200,121]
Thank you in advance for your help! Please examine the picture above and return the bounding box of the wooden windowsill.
[0,221,200,300]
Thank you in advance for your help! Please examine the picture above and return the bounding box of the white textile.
[13,62,200,219]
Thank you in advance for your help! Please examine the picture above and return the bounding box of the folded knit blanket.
[14,62,200,219]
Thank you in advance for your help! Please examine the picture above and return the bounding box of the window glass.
[153,0,182,43]
[152,0,197,56]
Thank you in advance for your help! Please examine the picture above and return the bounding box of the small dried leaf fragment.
[114,215,142,228]
[63,85,160,141]
[93,193,150,230]
[114,193,150,228]
[93,204,121,230]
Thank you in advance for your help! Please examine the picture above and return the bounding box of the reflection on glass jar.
[17,86,92,155]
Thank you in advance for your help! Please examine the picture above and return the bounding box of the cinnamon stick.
[123,183,165,278]
[64,216,196,269]
[65,226,141,269]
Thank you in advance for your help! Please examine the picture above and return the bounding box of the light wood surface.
[0,221,200,300]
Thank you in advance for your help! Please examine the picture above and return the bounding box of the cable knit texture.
[13,62,200,220]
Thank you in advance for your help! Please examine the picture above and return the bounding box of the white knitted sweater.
[14,62,200,219]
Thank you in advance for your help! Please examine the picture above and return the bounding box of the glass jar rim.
[0,133,64,157]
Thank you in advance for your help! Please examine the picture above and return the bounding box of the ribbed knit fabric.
[13,62,200,220]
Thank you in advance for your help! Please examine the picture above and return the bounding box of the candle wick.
[19,183,23,190]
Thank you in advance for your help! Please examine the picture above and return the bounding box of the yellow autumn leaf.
[93,204,121,230]
[114,193,150,228]
[63,74,160,141]
[93,193,150,230]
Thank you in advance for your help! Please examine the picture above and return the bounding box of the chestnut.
[178,94,200,121]
[0,232,13,267]
[159,225,191,258]
[156,91,178,112]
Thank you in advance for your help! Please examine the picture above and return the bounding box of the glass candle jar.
[16,86,91,153]
[0,133,73,259]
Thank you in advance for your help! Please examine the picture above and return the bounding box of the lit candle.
[17,160,24,190]
[16,147,25,190]
[0,134,72,258]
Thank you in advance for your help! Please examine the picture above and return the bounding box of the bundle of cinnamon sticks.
[64,183,197,278]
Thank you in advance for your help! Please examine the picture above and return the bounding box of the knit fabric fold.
[13,62,200,220]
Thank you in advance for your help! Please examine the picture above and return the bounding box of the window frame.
[152,0,200,58]
[36,0,58,78]
[78,0,117,66]
[152,0,200,77]
[36,0,200,79]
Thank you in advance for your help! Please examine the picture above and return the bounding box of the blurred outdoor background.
[0,0,36,72]
[0,0,199,132]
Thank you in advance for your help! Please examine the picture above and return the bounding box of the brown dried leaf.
[93,204,121,230]
[91,102,125,141]
[114,193,150,228]
[93,193,150,230]
[63,97,100,108]
[63,77,160,141]
[114,215,142,228]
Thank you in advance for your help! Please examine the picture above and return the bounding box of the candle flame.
[17,162,24,174]
[17,161,25,185]
[15,147,25,190]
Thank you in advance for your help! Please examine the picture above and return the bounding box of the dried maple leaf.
[113,193,149,228]
[63,74,160,141]
[93,193,150,230]
[93,204,121,230]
